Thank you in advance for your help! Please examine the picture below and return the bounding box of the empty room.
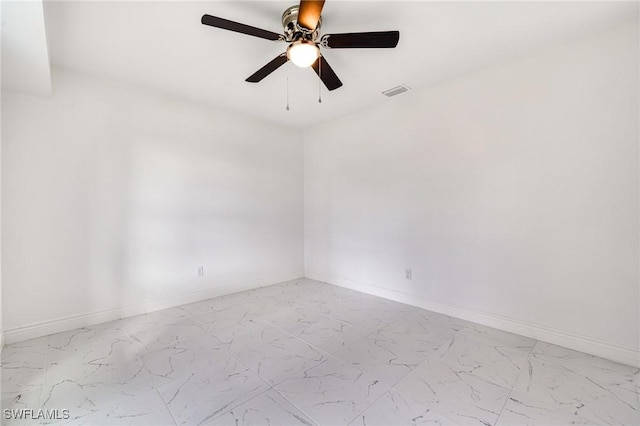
[1,0,639,424]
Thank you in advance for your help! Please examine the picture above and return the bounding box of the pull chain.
[286,75,290,111]
[318,56,322,104]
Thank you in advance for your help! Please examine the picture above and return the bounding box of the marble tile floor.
[1,278,638,425]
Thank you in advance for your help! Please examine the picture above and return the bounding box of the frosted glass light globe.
[287,40,320,68]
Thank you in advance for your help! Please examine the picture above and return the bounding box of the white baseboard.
[4,271,304,345]
[310,274,640,368]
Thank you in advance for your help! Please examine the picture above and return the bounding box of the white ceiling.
[4,1,639,129]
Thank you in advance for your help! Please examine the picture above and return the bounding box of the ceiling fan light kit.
[201,0,399,92]
[287,40,320,68]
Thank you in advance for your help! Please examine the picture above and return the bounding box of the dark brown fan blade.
[311,55,342,91]
[246,53,289,83]
[323,31,400,48]
[201,14,282,41]
[297,0,325,31]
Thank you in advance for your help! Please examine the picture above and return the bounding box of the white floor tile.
[360,356,512,425]
[278,312,370,355]
[155,361,269,425]
[350,390,459,425]
[62,387,175,425]
[510,348,639,425]
[205,389,316,425]
[2,278,638,425]
[232,334,327,385]
[276,357,388,425]
[117,307,190,335]
[129,318,205,353]
[431,323,535,388]
[374,311,465,356]
[1,389,44,425]
[332,332,427,387]
[140,334,229,390]
[1,339,47,394]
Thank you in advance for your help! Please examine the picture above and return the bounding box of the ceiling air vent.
[382,84,410,97]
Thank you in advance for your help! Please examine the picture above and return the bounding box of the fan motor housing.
[282,5,321,40]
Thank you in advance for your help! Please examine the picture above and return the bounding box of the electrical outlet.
[405,268,412,280]
[197,266,204,277]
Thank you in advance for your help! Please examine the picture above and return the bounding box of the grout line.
[151,382,179,426]
[114,320,179,425]
[635,371,640,422]
[270,387,320,426]
[215,289,412,425]
[34,338,49,413]
[338,319,433,424]
[345,334,451,425]
[199,312,322,423]
[494,339,537,425]
[256,312,342,363]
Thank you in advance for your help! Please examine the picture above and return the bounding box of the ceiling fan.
[201,0,399,91]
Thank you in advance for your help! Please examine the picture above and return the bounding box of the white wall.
[1,0,52,97]
[0,84,3,402]
[305,22,639,365]
[1,0,4,349]
[2,68,304,338]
